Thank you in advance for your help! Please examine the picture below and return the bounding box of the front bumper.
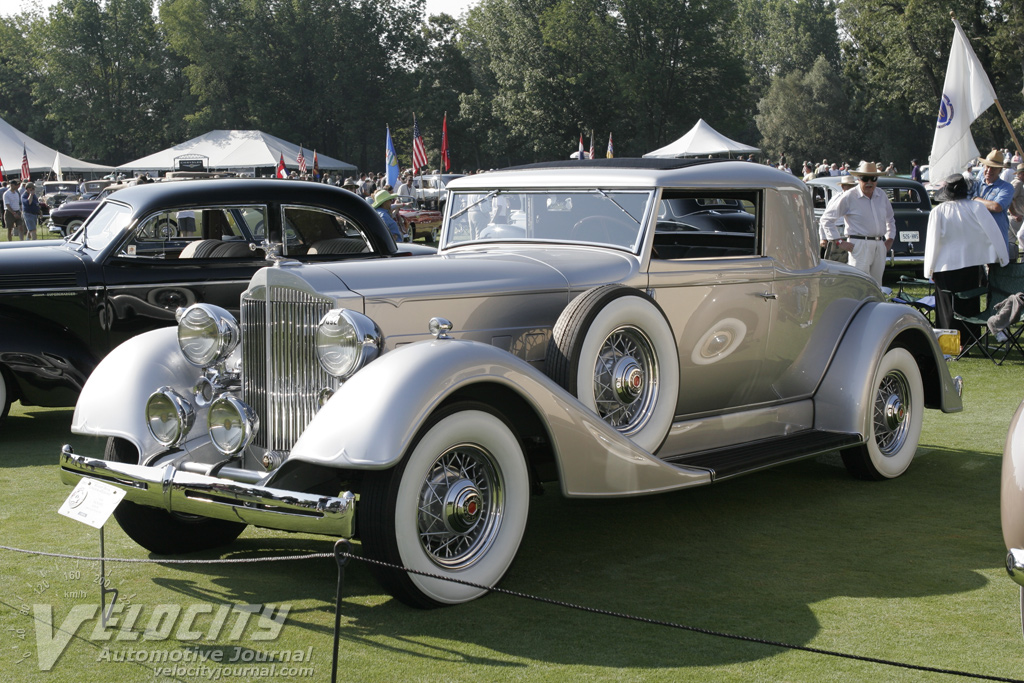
[59,445,355,538]
[1008,548,1024,588]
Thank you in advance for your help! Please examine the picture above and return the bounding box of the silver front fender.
[289,339,712,497]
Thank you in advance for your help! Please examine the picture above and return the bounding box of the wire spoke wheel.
[592,325,658,435]
[417,444,503,570]
[873,369,912,456]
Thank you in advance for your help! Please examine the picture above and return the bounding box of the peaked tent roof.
[643,119,760,158]
[0,116,114,175]
[117,130,356,172]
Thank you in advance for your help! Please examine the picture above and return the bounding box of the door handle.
[760,292,777,300]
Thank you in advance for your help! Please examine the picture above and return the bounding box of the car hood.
[287,246,638,344]
[0,242,86,289]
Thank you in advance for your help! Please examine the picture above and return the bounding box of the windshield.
[71,201,132,251]
[445,189,651,251]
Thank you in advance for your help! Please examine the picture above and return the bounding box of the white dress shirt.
[819,185,896,241]
[923,198,1009,278]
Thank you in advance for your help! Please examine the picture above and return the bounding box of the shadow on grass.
[129,446,1000,670]
[0,405,83,467]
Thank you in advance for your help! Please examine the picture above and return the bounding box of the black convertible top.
[503,157,727,172]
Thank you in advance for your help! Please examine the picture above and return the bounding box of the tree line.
[1,0,1021,173]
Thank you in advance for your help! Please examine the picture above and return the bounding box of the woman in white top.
[924,174,1009,334]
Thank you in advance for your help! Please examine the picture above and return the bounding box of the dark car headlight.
[315,308,382,379]
[177,304,239,367]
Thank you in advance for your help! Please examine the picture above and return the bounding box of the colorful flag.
[588,131,595,160]
[276,153,287,179]
[578,134,585,160]
[607,132,614,158]
[412,115,428,174]
[297,147,307,174]
[928,18,998,183]
[21,146,30,181]
[385,126,400,189]
[313,150,319,178]
[441,113,450,172]
[0,156,5,181]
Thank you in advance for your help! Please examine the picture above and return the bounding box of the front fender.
[814,301,962,437]
[289,339,712,497]
[1003,400,1024,553]
[71,327,203,460]
[0,311,95,407]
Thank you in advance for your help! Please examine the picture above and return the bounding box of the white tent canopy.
[0,116,114,176]
[117,130,356,173]
[644,119,760,158]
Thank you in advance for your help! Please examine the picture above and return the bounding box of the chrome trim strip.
[59,446,355,538]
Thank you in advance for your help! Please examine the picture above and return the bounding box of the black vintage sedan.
[0,178,430,423]
[807,176,931,270]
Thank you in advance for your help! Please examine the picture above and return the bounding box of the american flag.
[297,147,307,174]
[412,115,428,174]
[21,146,30,181]
[588,131,595,160]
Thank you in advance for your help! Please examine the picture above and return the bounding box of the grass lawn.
[2,355,1024,682]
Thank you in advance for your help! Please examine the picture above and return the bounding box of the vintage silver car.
[1001,401,1024,626]
[60,158,963,608]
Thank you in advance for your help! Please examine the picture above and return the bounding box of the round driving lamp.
[315,309,382,379]
[177,304,239,367]
[146,388,195,446]
[207,396,259,455]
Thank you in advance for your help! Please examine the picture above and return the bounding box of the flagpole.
[951,12,1023,158]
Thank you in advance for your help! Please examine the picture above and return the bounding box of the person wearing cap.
[372,189,407,243]
[925,173,1009,336]
[819,161,896,284]
[3,179,26,241]
[21,181,41,240]
[1010,163,1024,246]
[971,148,1014,249]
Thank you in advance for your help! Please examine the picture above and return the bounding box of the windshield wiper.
[595,189,641,225]
[449,190,499,220]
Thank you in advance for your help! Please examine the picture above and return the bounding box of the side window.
[282,206,373,256]
[811,186,828,209]
[653,190,760,260]
[120,211,190,258]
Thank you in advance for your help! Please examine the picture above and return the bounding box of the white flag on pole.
[928,18,997,183]
[52,153,63,181]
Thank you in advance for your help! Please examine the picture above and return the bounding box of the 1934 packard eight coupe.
[60,159,963,608]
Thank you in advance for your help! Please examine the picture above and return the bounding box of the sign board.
[58,478,126,529]
[177,158,207,172]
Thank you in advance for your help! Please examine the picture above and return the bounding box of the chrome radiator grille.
[242,286,337,451]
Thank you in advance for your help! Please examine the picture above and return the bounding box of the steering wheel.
[570,216,636,246]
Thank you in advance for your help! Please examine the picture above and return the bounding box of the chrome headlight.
[177,304,239,367]
[146,388,195,446]
[208,396,259,455]
[315,308,382,379]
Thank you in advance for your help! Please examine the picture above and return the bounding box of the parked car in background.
[412,173,465,208]
[0,178,432,423]
[41,181,81,209]
[808,175,932,271]
[656,196,756,233]
[395,198,442,242]
[60,158,962,609]
[48,183,132,236]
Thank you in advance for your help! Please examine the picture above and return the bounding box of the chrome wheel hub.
[417,444,503,569]
[593,325,658,435]
[874,370,911,456]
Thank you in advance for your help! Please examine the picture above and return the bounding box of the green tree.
[0,14,54,146]
[756,55,857,164]
[35,0,180,163]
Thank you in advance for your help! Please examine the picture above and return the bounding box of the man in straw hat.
[971,148,1014,250]
[819,161,895,284]
[371,189,407,243]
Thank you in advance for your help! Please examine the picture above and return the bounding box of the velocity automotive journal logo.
[27,601,292,671]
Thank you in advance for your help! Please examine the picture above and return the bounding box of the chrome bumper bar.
[1008,548,1024,588]
[59,445,355,538]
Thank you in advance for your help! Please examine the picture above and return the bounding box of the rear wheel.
[0,366,11,423]
[841,347,924,480]
[106,438,247,554]
[359,403,530,608]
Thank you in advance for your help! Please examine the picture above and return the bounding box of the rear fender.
[0,312,95,407]
[814,301,962,437]
[1002,400,1024,552]
[71,327,203,460]
[288,339,712,497]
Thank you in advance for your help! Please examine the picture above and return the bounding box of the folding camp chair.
[954,263,1024,364]
[892,275,936,324]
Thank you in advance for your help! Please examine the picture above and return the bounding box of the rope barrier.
[3,543,1021,682]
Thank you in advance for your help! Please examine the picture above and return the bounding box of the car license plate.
[900,231,920,242]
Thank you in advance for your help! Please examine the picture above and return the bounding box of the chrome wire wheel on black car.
[360,402,530,608]
[841,347,924,480]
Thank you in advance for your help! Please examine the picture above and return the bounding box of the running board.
[662,431,862,482]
